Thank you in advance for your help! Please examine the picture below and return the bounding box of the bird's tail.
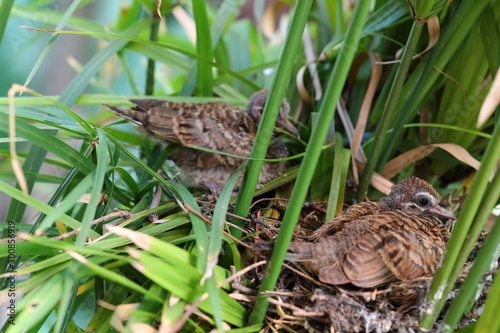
[286,241,316,262]
[105,104,148,124]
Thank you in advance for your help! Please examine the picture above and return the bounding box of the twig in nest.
[268,295,307,316]
[148,184,163,222]
[282,263,334,289]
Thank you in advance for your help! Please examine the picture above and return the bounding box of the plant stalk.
[421,118,500,328]
[356,21,424,200]
[231,0,314,238]
[247,0,372,325]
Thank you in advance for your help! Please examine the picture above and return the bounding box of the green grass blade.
[0,113,95,174]
[204,162,246,330]
[192,0,213,96]
[0,0,14,46]
[421,117,500,328]
[145,17,160,95]
[357,19,425,200]
[57,20,150,107]
[73,128,108,246]
[438,171,500,331]
[105,133,209,271]
[65,251,163,303]
[126,248,245,326]
[0,180,89,233]
[232,0,314,238]
[86,282,128,331]
[326,133,351,221]
[479,3,500,75]
[473,249,500,333]
[5,275,64,333]
[22,0,81,89]
[247,0,372,325]
[35,170,98,234]
[380,0,492,169]
[126,283,166,330]
[54,270,79,333]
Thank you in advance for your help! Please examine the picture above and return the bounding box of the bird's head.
[246,89,299,139]
[382,177,456,220]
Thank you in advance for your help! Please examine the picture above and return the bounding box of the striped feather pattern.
[289,177,454,288]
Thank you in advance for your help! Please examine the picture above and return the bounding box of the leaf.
[22,0,81,89]
[477,68,500,128]
[351,53,382,184]
[381,143,484,180]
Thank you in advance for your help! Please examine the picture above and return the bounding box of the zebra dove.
[107,89,298,192]
[288,177,456,288]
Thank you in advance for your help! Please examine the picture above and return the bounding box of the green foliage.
[0,0,498,332]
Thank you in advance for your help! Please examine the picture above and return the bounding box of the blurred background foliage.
[0,0,499,332]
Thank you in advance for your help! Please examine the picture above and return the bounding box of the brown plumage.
[106,89,298,192]
[288,177,456,288]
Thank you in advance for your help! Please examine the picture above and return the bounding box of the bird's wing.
[173,102,257,167]
[111,100,258,168]
[288,238,352,285]
[310,201,388,241]
[340,211,440,288]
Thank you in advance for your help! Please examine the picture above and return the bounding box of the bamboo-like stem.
[356,21,424,201]
[192,0,213,96]
[247,0,372,325]
[377,0,492,170]
[145,16,160,95]
[437,170,500,331]
[421,119,500,328]
[0,0,14,47]
[230,0,314,238]
[473,247,500,332]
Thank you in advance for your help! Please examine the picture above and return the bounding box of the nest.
[227,199,495,333]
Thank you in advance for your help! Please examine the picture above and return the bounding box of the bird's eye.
[418,197,430,207]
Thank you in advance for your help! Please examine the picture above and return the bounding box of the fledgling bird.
[288,177,456,288]
[106,89,299,192]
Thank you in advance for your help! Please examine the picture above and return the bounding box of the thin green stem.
[421,119,500,328]
[145,17,160,95]
[231,0,314,238]
[357,21,424,201]
[378,0,492,169]
[192,0,213,96]
[247,0,372,325]
[437,170,500,331]
[0,0,14,46]
[474,246,500,332]
[326,133,349,221]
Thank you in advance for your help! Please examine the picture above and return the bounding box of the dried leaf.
[477,68,500,128]
[381,143,485,180]
[351,53,382,184]
[296,25,322,103]
[412,16,440,59]
[355,160,394,196]
[263,1,289,42]
[370,172,395,195]
[376,16,440,65]
[155,0,163,19]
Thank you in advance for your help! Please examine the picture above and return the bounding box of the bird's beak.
[276,117,300,139]
[422,205,456,220]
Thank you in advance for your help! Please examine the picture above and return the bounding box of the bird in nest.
[287,177,456,288]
